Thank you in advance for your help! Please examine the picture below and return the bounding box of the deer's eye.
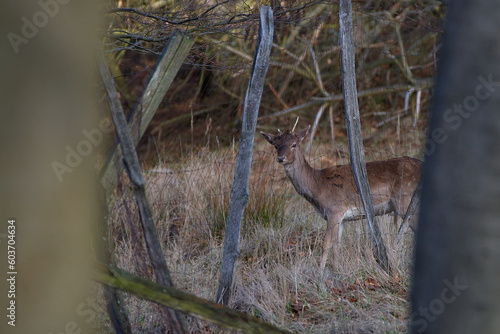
[292,143,297,148]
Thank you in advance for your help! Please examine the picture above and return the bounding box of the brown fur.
[261,126,421,272]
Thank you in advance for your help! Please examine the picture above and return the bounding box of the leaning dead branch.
[98,48,188,333]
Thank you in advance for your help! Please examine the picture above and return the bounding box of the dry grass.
[94,133,419,334]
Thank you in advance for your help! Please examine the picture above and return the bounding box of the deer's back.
[320,156,421,205]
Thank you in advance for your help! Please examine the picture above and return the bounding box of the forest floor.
[93,114,424,333]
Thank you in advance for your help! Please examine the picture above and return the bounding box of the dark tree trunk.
[411,1,500,333]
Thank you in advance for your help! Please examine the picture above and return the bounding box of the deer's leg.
[392,205,399,230]
[404,201,420,232]
[338,220,344,242]
[393,193,411,229]
[320,213,343,273]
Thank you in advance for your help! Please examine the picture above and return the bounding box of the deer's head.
[260,126,310,165]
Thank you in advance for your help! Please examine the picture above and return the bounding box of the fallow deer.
[261,126,421,272]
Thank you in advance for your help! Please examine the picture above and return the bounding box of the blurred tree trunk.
[0,1,100,333]
[411,1,500,333]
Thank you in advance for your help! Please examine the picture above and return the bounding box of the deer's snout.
[277,156,285,163]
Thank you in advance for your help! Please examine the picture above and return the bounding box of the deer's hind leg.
[380,198,399,230]
[391,190,414,231]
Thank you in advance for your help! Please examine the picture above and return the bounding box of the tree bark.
[216,6,274,305]
[339,0,390,273]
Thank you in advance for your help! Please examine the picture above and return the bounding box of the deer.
[260,126,422,272]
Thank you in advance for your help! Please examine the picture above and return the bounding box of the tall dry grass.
[96,135,418,333]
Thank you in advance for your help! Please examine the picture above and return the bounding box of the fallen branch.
[93,262,291,334]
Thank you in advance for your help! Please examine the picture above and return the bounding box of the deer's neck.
[283,150,322,205]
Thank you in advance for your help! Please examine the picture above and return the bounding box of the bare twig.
[260,80,433,119]
[328,104,335,148]
[305,104,326,153]
[292,116,300,132]
[278,22,323,99]
[204,36,253,61]
[387,9,416,84]
[413,89,422,128]
[310,45,329,97]
[108,1,234,25]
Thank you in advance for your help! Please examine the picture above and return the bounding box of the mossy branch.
[93,263,291,334]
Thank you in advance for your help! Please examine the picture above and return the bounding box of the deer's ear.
[260,131,275,145]
[297,125,310,142]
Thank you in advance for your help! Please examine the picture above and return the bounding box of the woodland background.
[97,0,445,332]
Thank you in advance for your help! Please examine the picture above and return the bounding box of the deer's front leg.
[320,213,343,273]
